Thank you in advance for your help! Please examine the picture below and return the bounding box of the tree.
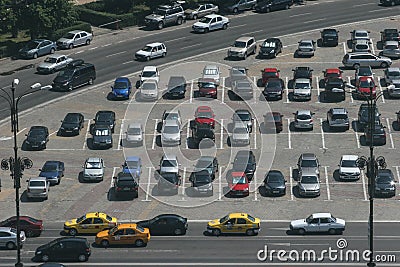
[0,0,21,37]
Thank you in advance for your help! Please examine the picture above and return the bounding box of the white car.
[36,54,73,74]
[125,123,143,146]
[387,80,400,98]
[294,110,315,130]
[296,40,316,57]
[350,29,370,42]
[139,80,159,101]
[56,30,93,49]
[192,14,229,33]
[159,154,180,174]
[161,119,181,146]
[82,157,105,182]
[231,122,250,146]
[26,177,49,200]
[135,42,167,61]
[228,36,257,60]
[290,213,346,235]
[292,78,312,101]
[338,155,361,180]
[140,66,160,84]
[202,65,220,85]
[162,110,182,126]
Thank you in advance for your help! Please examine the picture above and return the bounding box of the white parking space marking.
[181,167,186,201]
[152,119,158,150]
[386,118,395,149]
[143,167,152,202]
[190,80,194,103]
[49,130,58,137]
[218,166,222,201]
[371,38,375,55]
[186,119,190,149]
[289,167,294,201]
[111,167,117,189]
[394,166,400,194]
[253,170,258,201]
[324,166,331,201]
[320,118,327,149]
[353,119,361,149]
[74,50,84,54]
[290,12,311,18]
[252,119,257,150]
[221,77,225,104]
[377,76,385,103]
[316,76,320,103]
[16,127,26,136]
[117,120,125,150]
[106,51,126,58]
[285,76,290,103]
[361,171,368,201]
[342,42,347,55]
[347,76,354,103]
[286,118,292,149]
[83,119,91,150]
[220,119,224,149]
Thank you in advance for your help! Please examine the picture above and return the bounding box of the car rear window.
[29,181,45,187]
[297,114,311,120]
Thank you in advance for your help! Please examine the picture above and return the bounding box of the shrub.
[49,22,92,40]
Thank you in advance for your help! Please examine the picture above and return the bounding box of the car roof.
[228,213,251,219]
[301,153,317,159]
[164,119,179,126]
[125,156,140,161]
[30,126,47,130]
[312,213,332,218]
[65,112,82,117]
[236,150,252,157]
[43,161,61,165]
[235,36,254,42]
[296,110,312,115]
[116,223,139,229]
[299,39,313,43]
[29,177,47,182]
[0,227,13,232]
[231,171,246,177]
[47,54,66,59]
[87,157,102,162]
[115,77,130,82]
[142,66,157,72]
[85,212,114,220]
[330,108,348,114]
[147,42,164,47]
[203,64,218,70]
[204,14,222,19]
[263,67,278,72]
[235,109,251,115]
[342,155,358,161]
[301,169,319,176]
[127,123,142,129]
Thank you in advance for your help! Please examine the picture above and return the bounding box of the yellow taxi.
[207,213,261,236]
[95,223,150,247]
[64,212,118,236]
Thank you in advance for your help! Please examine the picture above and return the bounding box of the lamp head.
[12,79,19,87]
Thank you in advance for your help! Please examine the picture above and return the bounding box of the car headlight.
[270,50,275,53]
[265,184,271,189]
[73,127,79,130]
[106,140,112,144]
[41,141,46,144]
[60,127,64,130]
[63,82,68,86]
[36,251,42,255]
[244,188,249,191]
[26,140,30,144]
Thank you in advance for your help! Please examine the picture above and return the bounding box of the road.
[0,0,399,120]
[0,222,399,266]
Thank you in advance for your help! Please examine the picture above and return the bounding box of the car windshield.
[295,82,311,89]
[232,176,246,184]
[114,81,128,89]
[136,225,145,232]
[44,57,57,63]
[164,113,179,121]
[29,130,44,137]
[85,161,102,169]
[106,215,113,221]
[199,81,217,88]
[326,73,339,78]
[127,127,141,135]
[163,126,179,134]
[341,160,357,167]
[94,129,109,136]
[267,173,282,183]
[264,72,277,77]
[359,80,374,87]
[356,32,368,38]
[261,42,276,48]
[28,217,39,223]
[162,174,178,183]
[233,127,248,134]
[58,68,74,77]
[42,164,58,172]
[247,214,255,222]
[97,113,111,122]
[219,215,229,224]
[197,112,213,118]
[299,42,312,47]
[162,160,177,167]
[63,32,75,39]
[323,30,337,36]
[376,175,393,184]
[235,113,251,121]
[109,226,118,235]
[142,71,157,78]
[358,68,372,76]
[29,181,45,187]
[142,45,153,52]
[199,17,212,23]
[301,159,318,167]
[195,174,210,183]
[233,41,246,48]
[24,41,39,49]
[141,82,156,90]
[155,8,167,16]
[125,161,139,169]
[297,114,311,120]
[301,176,318,184]
[332,114,348,120]
[388,71,400,77]
[64,115,79,123]
[266,80,282,88]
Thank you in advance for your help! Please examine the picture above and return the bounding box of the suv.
[296,40,316,57]
[232,150,256,181]
[327,108,349,131]
[82,157,105,182]
[198,78,218,98]
[232,78,253,99]
[364,124,386,145]
[191,121,215,146]
[338,155,360,180]
[263,78,284,100]
[358,103,380,128]
[26,177,49,200]
[165,76,187,99]
[59,112,84,136]
[258,38,282,58]
[135,43,167,61]
[255,0,293,13]
[298,153,320,176]
[292,66,313,81]
[34,237,91,262]
[324,78,346,101]
[350,30,370,42]
[91,125,113,149]
[144,3,185,30]
[94,110,116,133]
[320,28,339,47]
[228,36,256,60]
[297,170,320,197]
[52,60,96,91]
[380,28,400,42]
[113,172,139,199]
[342,52,392,69]
[226,0,257,13]
[25,126,49,150]
[159,154,179,174]
[294,110,314,130]
[232,109,253,132]
[56,30,93,49]
[189,170,213,196]
[292,78,312,101]
[383,67,400,85]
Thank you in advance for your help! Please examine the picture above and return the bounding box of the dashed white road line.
[106,51,126,58]
[303,18,326,24]
[290,12,311,18]
[360,171,368,201]
[289,167,294,201]
[320,118,327,149]
[324,166,331,201]
[122,60,134,65]
[180,43,202,50]
[101,43,112,47]
[286,118,292,149]
[88,46,98,50]
[244,29,263,35]
[152,119,158,150]
[316,76,320,103]
[386,118,395,149]
[165,36,187,43]
[230,24,247,29]
[220,119,224,149]
[83,119,91,150]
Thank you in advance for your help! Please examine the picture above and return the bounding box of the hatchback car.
[59,112,84,136]
[263,78,284,100]
[125,123,143,146]
[113,172,139,199]
[35,237,91,262]
[202,65,220,84]
[192,14,229,33]
[140,66,160,84]
[228,36,256,60]
[326,108,349,131]
[0,216,43,238]
[39,160,65,185]
[263,112,283,133]
[230,66,248,82]
[165,76,187,99]
[231,122,250,146]
[298,153,320,176]
[227,172,249,197]
[25,126,49,150]
[355,66,374,81]
[159,154,179,174]
[324,78,346,101]
[0,227,25,249]
[364,123,386,145]
[57,30,93,49]
[63,212,117,236]
[263,170,286,196]
[82,157,105,182]
[162,110,182,126]
[232,150,256,181]
[350,29,370,42]
[290,213,345,234]
[375,169,396,197]
[111,77,131,99]
[232,109,253,132]
[293,78,312,101]
[258,38,282,58]
[198,78,218,98]
[207,213,260,236]
[139,80,159,101]
[380,28,400,42]
[189,170,213,196]
[297,170,320,197]
[122,156,142,179]
[36,54,73,74]
[296,40,316,57]
[293,110,314,130]
[96,223,149,247]
[323,68,343,83]
[355,76,376,99]
[338,155,361,180]
[195,106,215,128]
[18,39,56,59]
[190,122,215,146]
[351,39,372,53]
[358,103,381,128]
[137,214,188,236]
[26,177,49,200]
[161,119,181,146]
[135,42,167,61]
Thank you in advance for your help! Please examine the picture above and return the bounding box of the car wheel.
[353,63,360,69]
[69,228,78,236]
[204,28,209,33]
[50,48,55,54]
[328,228,337,235]
[177,17,183,25]
[135,239,145,247]
[68,43,73,49]
[86,39,91,45]
[6,241,15,250]
[41,254,50,262]
[88,78,94,85]
[246,229,255,236]
[380,62,389,68]
[174,228,182,235]
[101,239,109,247]
[68,84,73,91]
[33,53,38,59]
[158,22,164,30]
[162,52,166,57]
[146,56,150,61]
[25,229,34,237]
[212,228,221,236]
[193,14,198,20]
[298,228,306,235]
[233,7,238,14]
[222,23,228,30]
[78,254,87,262]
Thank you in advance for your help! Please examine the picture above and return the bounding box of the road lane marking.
[289,166,294,201]
[394,166,400,194]
[181,167,186,201]
[220,119,224,149]
[320,118,327,149]
[353,3,376,7]
[368,8,395,12]
[106,51,126,58]
[290,12,311,18]
[180,43,202,50]
[324,166,331,201]
[252,119,257,150]
[286,118,292,149]
[243,29,263,35]
[386,118,395,149]
[144,167,152,202]
[230,24,246,29]
[165,36,187,43]
[83,119,91,150]
[122,60,134,65]
[110,167,117,189]
[152,119,158,150]
[101,43,112,47]
[342,41,347,55]
[303,18,326,24]
[88,46,98,50]
[361,171,368,201]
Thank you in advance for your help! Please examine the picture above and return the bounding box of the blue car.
[122,156,142,180]
[18,39,57,59]
[39,161,65,185]
[112,77,132,99]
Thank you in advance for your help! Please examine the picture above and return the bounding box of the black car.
[258,38,283,58]
[232,150,256,181]
[59,112,84,136]
[156,172,181,195]
[38,263,66,267]
[292,66,313,81]
[358,104,381,129]
[136,214,188,236]
[364,124,386,145]
[25,126,49,150]
[113,172,139,199]
[263,78,284,100]
[189,170,213,196]
[375,169,396,197]
[194,156,219,180]
[52,61,95,91]
[190,121,215,146]
[263,170,286,196]
[380,28,400,42]
[34,237,91,262]
[380,0,400,6]
[94,110,116,133]
[324,78,345,101]
[39,161,65,185]
[91,125,113,149]
[320,28,339,47]
[255,0,293,13]
[164,76,187,99]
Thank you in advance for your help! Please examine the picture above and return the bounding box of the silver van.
[342,52,392,69]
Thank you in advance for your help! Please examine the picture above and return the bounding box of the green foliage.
[82,1,105,12]
[50,21,92,40]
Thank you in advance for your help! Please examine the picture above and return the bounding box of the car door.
[37,42,47,56]
[51,241,65,260]
[319,218,331,232]
[125,228,136,245]
[150,47,157,59]
[209,17,217,31]
[74,33,82,46]
[221,218,237,233]
[80,32,88,45]
[78,218,93,233]
[236,218,248,234]
[111,229,125,245]
[304,218,319,232]
[92,217,106,232]
[0,231,9,247]
[199,5,206,17]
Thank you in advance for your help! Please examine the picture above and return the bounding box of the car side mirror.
[113,176,117,179]
[26,179,29,182]
[25,134,28,136]
[39,169,42,171]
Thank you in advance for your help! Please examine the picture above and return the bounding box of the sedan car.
[232,109,253,132]
[263,170,286,196]
[192,14,229,33]
[263,78,284,100]
[165,76,187,99]
[95,223,150,247]
[91,125,112,149]
[355,77,376,99]
[293,110,314,130]
[82,157,105,182]
[185,3,219,20]
[0,227,25,249]
[358,103,381,128]
[26,177,49,200]
[338,155,361,180]
[0,216,43,237]
[94,110,116,133]
[159,154,179,174]
[292,78,312,101]
[56,30,92,49]
[364,123,386,145]
[139,80,159,101]
[18,39,56,59]
[380,41,400,59]
[125,123,143,145]
[136,214,188,236]
[63,212,117,236]
[290,213,345,235]
[25,126,49,150]
[297,171,320,197]
[122,156,142,179]
[39,160,65,185]
[295,40,316,57]
[198,78,218,98]
[195,106,216,128]
[59,112,84,136]
[230,66,248,82]
[193,156,219,180]
[323,68,343,83]
[375,169,396,197]
[263,112,283,133]
[36,54,73,74]
[298,153,320,176]
[258,38,282,58]
[231,122,250,146]
[161,119,181,146]
[232,150,256,181]
[206,213,260,236]
[320,28,339,46]
[162,110,182,126]
[189,170,213,196]
[135,42,167,61]
[293,66,313,81]
[355,66,374,81]
[380,28,400,42]
[111,77,131,99]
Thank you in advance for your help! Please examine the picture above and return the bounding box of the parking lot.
[0,16,400,222]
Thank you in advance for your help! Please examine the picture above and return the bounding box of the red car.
[198,78,218,99]
[323,68,343,82]
[261,68,280,86]
[263,112,284,133]
[195,106,215,128]
[228,172,249,197]
[356,77,376,99]
[0,216,43,237]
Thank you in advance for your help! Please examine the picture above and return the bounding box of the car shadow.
[351,120,362,132]
[20,190,46,203]
[393,121,399,131]
[332,169,341,182]
[292,168,299,182]
[107,187,137,201]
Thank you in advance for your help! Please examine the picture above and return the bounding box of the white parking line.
[394,166,400,193]
[386,118,395,149]
[377,76,385,103]
[342,42,347,55]
[252,119,257,149]
[49,130,58,137]
[353,120,361,149]
[289,167,294,201]
[316,76,320,103]
[361,171,368,201]
[106,51,126,58]
[83,119,91,150]
[285,76,290,103]
[144,167,152,202]
[110,167,117,189]
[347,76,354,103]
[218,166,222,201]
[370,38,375,55]
[181,167,186,200]
[253,170,258,201]
[16,127,26,136]
[220,119,224,149]
[190,80,194,103]
[324,166,331,201]
[221,77,225,104]
[117,120,124,150]
[320,118,327,149]
[186,119,190,149]
[286,118,292,149]
[152,119,158,150]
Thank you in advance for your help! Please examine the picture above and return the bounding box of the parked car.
[297,170,320,197]
[0,216,42,238]
[351,39,372,53]
[355,66,374,82]
[165,76,187,99]
[122,156,142,179]
[255,0,293,13]
[136,214,187,236]
[383,67,400,85]
[355,76,376,99]
[338,155,360,180]
[156,172,181,195]
[292,66,313,81]
[375,169,396,197]
[144,3,185,30]
[342,52,392,69]
[293,110,314,130]
[202,65,220,84]
[26,177,49,200]
[135,42,167,61]
[140,66,160,84]
[57,30,92,49]
[0,227,25,249]
[323,68,343,83]
[227,171,249,197]
[39,161,65,185]
[263,78,284,100]
[159,154,179,174]
[320,28,339,46]
[230,66,248,82]
[226,0,257,13]
[139,80,159,101]
[63,212,117,236]
[207,213,260,236]
[194,106,215,128]
[231,122,250,146]
[228,36,257,60]
[358,103,381,128]
[295,40,316,57]
[350,29,370,42]
[298,153,320,176]
[91,125,112,149]
[113,172,139,199]
[189,170,213,196]
[261,67,280,86]
[52,60,96,91]
[232,109,253,132]
[263,170,286,196]
[25,126,49,150]
[125,123,144,146]
[198,78,218,98]
[290,213,345,234]
[34,237,91,262]
[95,224,150,247]
[162,110,182,126]
[324,78,346,101]
[263,112,283,133]
[292,78,312,101]
[326,108,349,131]
[161,119,181,146]
[258,38,282,58]
[190,121,215,146]
[380,28,400,42]
[59,112,84,136]
[232,150,256,181]
[380,0,400,5]
[192,14,229,33]
[82,157,105,182]
[380,40,400,59]
[185,3,219,20]
[232,78,254,99]
[193,156,219,180]
[18,39,56,59]
[387,80,400,98]
[36,54,73,74]
[364,123,387,145]
[111,77,131,99]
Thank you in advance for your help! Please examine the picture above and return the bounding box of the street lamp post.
[0,79,51,267]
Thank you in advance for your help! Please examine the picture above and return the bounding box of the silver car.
[0,227,26,249]
[290,213,345,234]
[202,65,220,85]
[296,40,316,57]
[82,157,105,182]
[388,80,400,98]
[26,177,49,200]
[342,52,392,69]
[159,154,180,174]
[139,80,159,101]
[298,153,320,176]
[232,79,253,99]
[125,123,143,145]
[57,30,93,49]
[380,41,400,59]
[161,119,181,146]
[228,36,256,60]
[230,66,248,82]
[231,122,250,146]
[36,54,73,74]
[383,67,400,85]
[350,29,370,42]
[293,78,312,101]
[185,3,219,20]
[294,110,314,130]
[297,170,320,197]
